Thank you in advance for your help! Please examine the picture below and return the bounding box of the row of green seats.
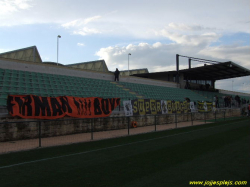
[119,82,209,102]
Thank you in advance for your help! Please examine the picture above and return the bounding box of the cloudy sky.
[0,0,249,94]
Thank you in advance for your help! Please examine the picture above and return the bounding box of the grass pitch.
[0,118,249,187]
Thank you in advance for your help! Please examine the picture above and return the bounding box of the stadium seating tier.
[0,68,249,107]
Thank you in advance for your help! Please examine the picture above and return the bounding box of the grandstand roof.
[119,68,149,76]
[0,46,42,63]
[133,61,250,81]
[65,60,109,73]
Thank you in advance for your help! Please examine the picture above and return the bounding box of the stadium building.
[0,45,250,153]
[0,46,250,115]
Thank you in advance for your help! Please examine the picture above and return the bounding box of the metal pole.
[128,53,131,76]
[215,111,217,122]
[224,111,225,121]
[176,54,179,83]
[154,115,157,131]
[127,117,130,135]
[57,35,61,66]
[91,118,93,140]
[175,113,177,128]
[191,113,193,126]
[188,58,191,69]
[128,54,129,76]
[204,112,206,124]
[57,37,59,66]
[39,121,41,147]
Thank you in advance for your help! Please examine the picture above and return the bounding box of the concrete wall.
[0,108,241,142]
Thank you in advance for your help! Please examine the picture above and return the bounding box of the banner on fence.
[165,100,191,114]
[7,95,120,119]
[190,102,196,112]
[125,99,191,116]
[197,101,212,112]
[123,100,133,116]
[132,99,162,115]
[161,100,168,114]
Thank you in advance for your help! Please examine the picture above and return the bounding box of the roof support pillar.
[189,58,191,69]
[176,54,179,83]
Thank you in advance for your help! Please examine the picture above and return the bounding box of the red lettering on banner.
[7,95,120,119]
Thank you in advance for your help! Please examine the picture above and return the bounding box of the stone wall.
[0,108,241,142]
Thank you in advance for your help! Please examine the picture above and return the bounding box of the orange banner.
[7,95,120,119]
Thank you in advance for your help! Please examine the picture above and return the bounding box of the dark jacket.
[114,70,120,76]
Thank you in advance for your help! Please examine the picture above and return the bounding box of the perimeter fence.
[0,110,244,154]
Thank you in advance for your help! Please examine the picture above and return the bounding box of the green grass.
[204,116,245,122]
[0,118,249,187]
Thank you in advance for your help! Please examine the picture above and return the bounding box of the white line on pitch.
[0,120,247,169]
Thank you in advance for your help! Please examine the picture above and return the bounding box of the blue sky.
[0,0,249,94]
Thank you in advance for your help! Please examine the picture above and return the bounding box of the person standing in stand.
[215,95,219,108]
[114,68,120,82]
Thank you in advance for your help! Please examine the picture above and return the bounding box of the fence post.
[204,112,206,124]
[127,117,130,135]
[154,115,157,131]
[38,121,41,147]
[224,111,225,121]
[191,113,193,126]
[215,111,217,122]
[91,118,94,140]
[175,113,177,128]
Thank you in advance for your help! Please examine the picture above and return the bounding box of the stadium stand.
[0,68,138,106]
[0,67,211,108]
[119,82,208,102]
[1,66,248,108]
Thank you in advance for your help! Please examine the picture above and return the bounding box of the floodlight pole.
[57,35,61,66]
[128,53,131,76]
[176,54,179,83]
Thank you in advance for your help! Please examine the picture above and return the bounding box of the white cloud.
[77,43,85,47]
[157,28,221,46]
[61,16,102,36]
[95,41,201,72]
[0,0,32,16]
[96,40,250,94]
[73,27,101,36]
[61,19,79,29]
[199,45,250,69]
[0,0,248,34]
[168,23,216,32]
[61,16,101,29]
[83,16,101,25]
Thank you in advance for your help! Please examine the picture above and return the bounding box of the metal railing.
[0,110,245,154]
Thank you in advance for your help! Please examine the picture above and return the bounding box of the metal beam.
[176,54,179,83]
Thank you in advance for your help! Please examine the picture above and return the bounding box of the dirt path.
[0,120,207,154]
